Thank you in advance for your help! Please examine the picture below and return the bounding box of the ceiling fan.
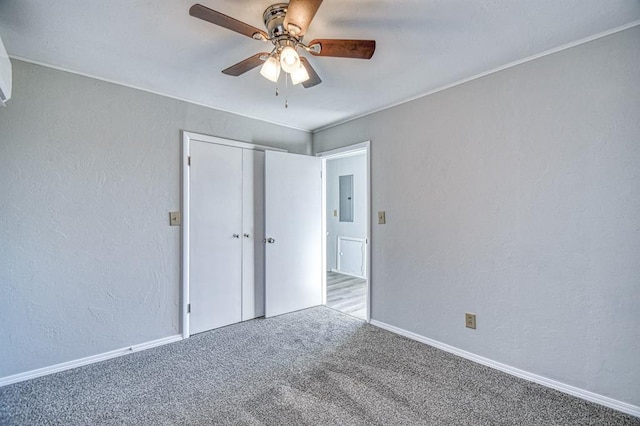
[189,0,376,88]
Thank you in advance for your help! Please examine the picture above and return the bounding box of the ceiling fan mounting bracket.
[263,3,291,39]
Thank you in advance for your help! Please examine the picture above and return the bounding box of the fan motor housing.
[263,3,290,39]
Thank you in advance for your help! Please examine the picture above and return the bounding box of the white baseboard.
[0,334,183,387]
[370,320,639,418]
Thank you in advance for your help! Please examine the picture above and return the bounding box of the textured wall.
[313,27,640,406]
[325,154,367,271]
[0,60,311,377]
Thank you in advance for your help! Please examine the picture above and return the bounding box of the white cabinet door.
[189,141,243,334]
[265,151,322,317]
[242,149,265,320]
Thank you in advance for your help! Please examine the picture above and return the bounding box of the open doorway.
[318,142,370,321]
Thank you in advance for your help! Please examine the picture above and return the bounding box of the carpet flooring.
[1,307,637,425]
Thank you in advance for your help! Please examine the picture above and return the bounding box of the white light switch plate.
[378,211,386,224]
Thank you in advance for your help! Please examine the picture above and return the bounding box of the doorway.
[318,142,370,321]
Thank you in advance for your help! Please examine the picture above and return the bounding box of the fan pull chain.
[285,73,289,109]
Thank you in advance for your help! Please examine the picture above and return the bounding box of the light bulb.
[290,63,310,85]
[259,56,280,82]
[279,46,300,74]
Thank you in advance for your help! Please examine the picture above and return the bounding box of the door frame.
[316,141,371,322]
[181,131,286,338]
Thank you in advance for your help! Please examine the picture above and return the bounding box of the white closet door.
[189,141,243,334]
[265,151,322,317]
[242,149,265,320]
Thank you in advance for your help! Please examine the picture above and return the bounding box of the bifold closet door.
[189,141,243,334]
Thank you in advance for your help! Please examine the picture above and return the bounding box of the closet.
[183,132,324,337]
[188,139,265,335]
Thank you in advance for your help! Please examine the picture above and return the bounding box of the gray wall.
[313,27,640,406]
[325,154,367,272]
[0,60,311,377]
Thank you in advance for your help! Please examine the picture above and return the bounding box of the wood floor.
[326,271,367,319]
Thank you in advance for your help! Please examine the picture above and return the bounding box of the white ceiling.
[1,1,639,131]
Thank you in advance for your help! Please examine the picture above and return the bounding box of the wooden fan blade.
[308,39,375,59]
[300,57,322,88]
[222,53,269,76]
[283,0,323,37]
[189,4,267,40]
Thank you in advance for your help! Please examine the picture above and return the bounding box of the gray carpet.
[1,307,637,425]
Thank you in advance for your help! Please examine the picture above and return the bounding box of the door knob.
[233,234,240,238]
[244,233,250,238]
[266,237,275,244]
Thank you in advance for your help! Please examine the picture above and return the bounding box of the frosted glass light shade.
[290,64,310,85]
[280,46,300,74]
[260,57,280,82]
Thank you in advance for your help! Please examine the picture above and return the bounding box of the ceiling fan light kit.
[189,0,376,91]
[279,46,301,74]
[259,56,281,83]
[290,63,310,85]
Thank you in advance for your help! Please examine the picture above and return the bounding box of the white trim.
[181,131,287,338]
[182,131,287,153]
[316,142,369,158]
[181,133,190,339]
[312,20,640,133]
[317,141,371,323]
[320,160,327,306]
[0,335,182,387]
[370,320,640,418]
[9,56,312,133]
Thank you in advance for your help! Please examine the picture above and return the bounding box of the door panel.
[337,236,366,278]
[189,141,243,334]
[242,149,265,320]
[265,151,322,317]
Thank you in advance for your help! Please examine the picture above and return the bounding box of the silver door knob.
[233,234,240,238]
[266,237,275,244]
[244,233,250,238]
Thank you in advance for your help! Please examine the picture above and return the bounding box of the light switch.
[169,211,181,226]
[333,209,338,217]
[378,211,386,224]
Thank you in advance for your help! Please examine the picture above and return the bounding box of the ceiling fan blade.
[189,4,267,40]
[283,0,323,37]
[308,39,375,59]
[222,53,270,76]
[300,57,322,88]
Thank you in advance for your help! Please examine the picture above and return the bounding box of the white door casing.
[265,150,323,317]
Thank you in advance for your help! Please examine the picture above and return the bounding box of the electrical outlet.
[169,211,181,226]
[465,313,476,329]
[378,211,386,224]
